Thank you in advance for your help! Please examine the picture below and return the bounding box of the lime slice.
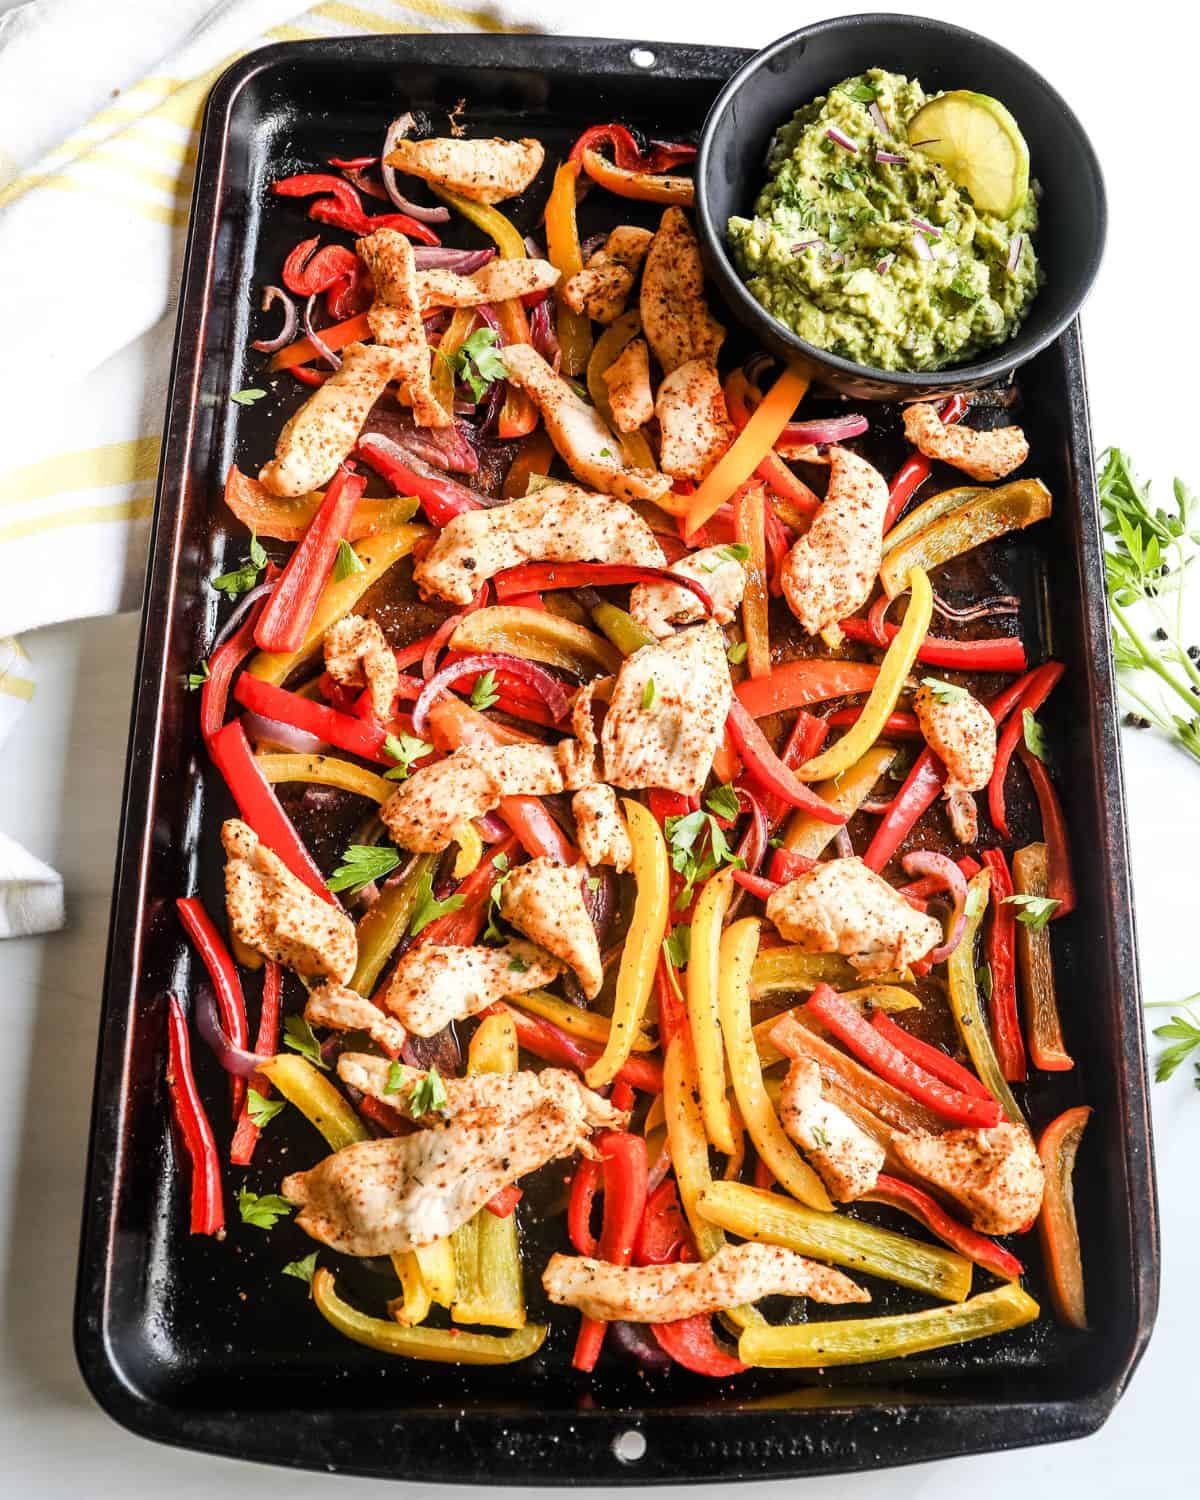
[906,90,1030,218]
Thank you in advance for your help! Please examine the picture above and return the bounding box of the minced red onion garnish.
[791,238,822,255]
[876,253,896,275]
[875,150,905,165]
[826,126,858,153]
[910,215,941,238]
[911,230,934,262]
[1007,233,1024,272]
[869,101,891,137]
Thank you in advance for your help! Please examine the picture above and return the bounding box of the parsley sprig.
[383,731,433,781]
[448,328,508,403]
[211,530,267,600]
[1146,995,1200,1087]
[664,791,745,910]
[238,1188,293,1229]
[409,1064,449,1118]
[327,843,402,895]
[408,860,465,937]
[1002,892,1060,931]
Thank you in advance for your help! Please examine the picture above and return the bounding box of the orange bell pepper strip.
[734,658,880,719]
[269,310,372,371]
[734,481,771,679]
[686,365,810,534]
[724,370,821,516]
[224,464,417,543]
[502,428,556,499]
[1037,1105,1092,1328]
[579,145,694,204]
[544,160,593,377]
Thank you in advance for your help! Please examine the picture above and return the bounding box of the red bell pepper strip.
[1036,1106,1091,1328]
[567,124,696,174]
[805,985,1002,1128]
[357,1093,409,1136]
[254,464,365,654]
[635,1177,691,1266]
[493,561,714,614]
[861,1173,1024,1282]
[766,847,818,885]
[165,993,225,1236]
[207,720,336,903]
[487,1002,664,1095]
[734,658,880,719]
[731,869,780,901]
[270,311,372,371]
[827,706,921,738]
[199,570,277,743]
[271,172,441,245]
[726,698,845,824]
[230,959,283,1165]
[355,440,481,528]
[176,896,250,1119]
[655,953,689,1050]
[234,675,391,761]
[648,789,699,827]
[413,834,519,948]
[979,849,1027,1081]
[281,236,359,297]
[838,617,1028,674]
[485,1183,523,1219]
[862,747,945,872]
[568,1157,602,1256]
[290,365,331,387]
[758,710,829,831]
[869,1010,995,1102]
[882,393,970,531]
[653,1313,748,1376]
[573,1131,648,1372]
[987,660,1065,838]
[1016,745,1077,918]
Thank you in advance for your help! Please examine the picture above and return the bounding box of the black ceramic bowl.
[695,13,1107,401]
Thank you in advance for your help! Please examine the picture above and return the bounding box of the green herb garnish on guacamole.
[726,68,1041,371]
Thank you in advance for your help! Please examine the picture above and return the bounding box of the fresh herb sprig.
[1145,993,1200,1088]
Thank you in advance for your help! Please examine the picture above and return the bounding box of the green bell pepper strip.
[947,869,1027,1125]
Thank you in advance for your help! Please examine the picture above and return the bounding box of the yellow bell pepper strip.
[881,484,983,557]
[738,1283,1040,1368]
[586,310,656,471]
[247,525,427,685]
[734,481,771,680]
[430,305,479,421]
[450,604,622,676]
[585,801,670,1089]
[254,752,393,804]
[687,869,739,1155]
[879,479,1053,599]
[415,1236,458,1307]
[780,744,897,860]
[718,918,833,1211]
[947,869,1027,1126]
[685,365,811,535]
[796,568,933,782]
[1013,842,1074,1071]
[224,464,419,543]
[1037,1104,1092,1329]
[502,428,556,500]
[313,1269,547,1364]
[750,947,860,998]
[258,1054,369,1152]
[579,145,694,204]
[509,989,655,1052]
[451,818,484,878]
[545,161,593,377]
[453,1012,526,1330]
[697,1180,972,1303]
[753,986,921,1065]
[388,1252,432,1327]
[351,853,438,997]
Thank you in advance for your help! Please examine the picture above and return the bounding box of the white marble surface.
[1,1,1199,1494]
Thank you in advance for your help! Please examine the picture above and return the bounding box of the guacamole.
[727,69,1041,371]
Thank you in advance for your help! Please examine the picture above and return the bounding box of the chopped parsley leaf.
[921,676,968,705]
[282,1252,318,1285]
[1003,892,1060,931]
[238,1188,293,1229]
[470,670,500,711]
[641,676,657,710]
[705,783,741,821]
[383,730,433,781]
[1022,709,1048,761]
[231,387,267,406]
[333,538,365,581]
[246,1088,285,1129]
[409,1065,449,1119]
[409,861,466,937]
[282,1013,327,1069]
[327,843,401,894]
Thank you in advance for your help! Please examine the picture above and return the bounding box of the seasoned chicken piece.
[417,258,559,310]
[779,1058,885,1202]
[221,819,356,983]
[380,742,564,852]
[259,342,405,496]
[902,404,1029,482]
[913,681,998,845]
[602,338,654,433]
[379,940,562,1036]
[499,856,602,999]
[561,225,654,324]
[891,1123,1045,1236]
[305,981,408,1056]
[384,136,544,205]
[780,446,889,635]
[655,359,734,481]
[640,206,725,374]
[765,856,943,978]
[500,343,672,504]
[629,545,746,637]
[601,621,732,798]
[284,1068,624,1255]
[323,612,399,722]
[557,678,605,790]
[543,1242,868,1323]
[414,482,664,606]
[571,783,632,872]
[355,229,447,428]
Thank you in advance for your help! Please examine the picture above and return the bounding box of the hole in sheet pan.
[630,47,656,69]
[613,1429,647,1464]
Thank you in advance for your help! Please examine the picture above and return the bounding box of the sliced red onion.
[827,250,846,268]
[304,293,342,371]
[931,589,1021,623]
[402,1024,461,1075]
[826,126,858,153]
[251,285,298,354]
[475,812,509,843]
[196,987,265,1080]
[791,238,823,255]
[523,234,546,260]
[580,231,607,262]
[869,101,891,137]
[833,825,855,860]
[646,1138,673,1194]
[876,253,896,275]
[583,865,616,948]
[243,710,329,756]
[412,652,571,735]
[381,114,451,223]
[910,216,941,239]
[781,414,869,445]
[728,787,770,919]
[302,784,344,813]
[911,231,934,263]
[743,353,774,388]
[860,798,895,816]
[1007,233,1024,273]
[875,150,905,165]
[414,246,495,273]
[211,579,273,650]
[901,850,969,962]
[529,296,560,370]
[609,1321,672,1371]
[335,162,389,201]
[361,399,479,475]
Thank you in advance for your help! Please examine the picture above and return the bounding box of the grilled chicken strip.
[640,206,725,374]
[891,1123,1045,1236]
[380,940,562,1036]
[902,404,1029,482]
[500,343,672,504]
[417,258,560,310]
[499,856,603,1000]
[380,742,565,852]
[562,225,654,324]
[543,1242,868,1323]
[304,981,408,1055]
[655,359,734,481]
[601,621,732,798]
[629,545,746,637]
[258,342,405,496]
[221,819,357,983]
[780,446,889,635]
[355,228,447,428]
[323,612,399,722]
[557,678,604,790]
[571,783,633,872]
[284,1069,625,1255]
[384,135,544,204]
[414,482,664,606]
[602,337,654,433]
[913,680,998,845]
[779,1057,885,1202]
[765,856,943,978]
